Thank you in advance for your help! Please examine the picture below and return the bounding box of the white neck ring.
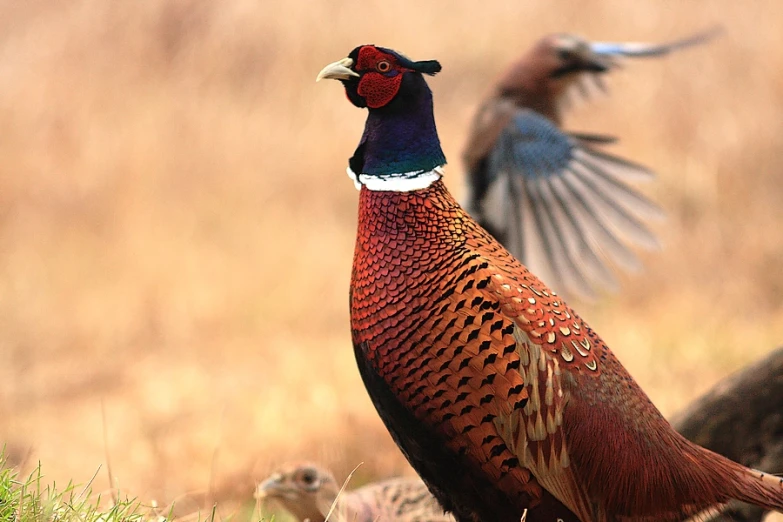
[347,166,444,192]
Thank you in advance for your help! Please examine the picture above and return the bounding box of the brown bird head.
[542,34,613,78]
[255,462,340,522]
[495,33,611,122]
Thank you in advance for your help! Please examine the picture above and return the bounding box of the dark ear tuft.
[413,60,442,76]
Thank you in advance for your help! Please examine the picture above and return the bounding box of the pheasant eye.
[300,470,317,485]
[376,60,391,73]
[557,48,573,60]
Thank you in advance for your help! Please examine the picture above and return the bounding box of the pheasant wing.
[472,261,603,522]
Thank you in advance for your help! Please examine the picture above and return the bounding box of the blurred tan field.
[1,0,782,519]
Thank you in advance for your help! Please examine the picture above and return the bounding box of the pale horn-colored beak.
[316,57,359,82]
[255,474,286,500]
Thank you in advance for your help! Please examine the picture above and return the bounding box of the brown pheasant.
[317,45,783,522]
[256,461,453,522]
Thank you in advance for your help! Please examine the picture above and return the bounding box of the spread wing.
[589,26,724,60]
[463,107,663,300]
[563,26,725,115]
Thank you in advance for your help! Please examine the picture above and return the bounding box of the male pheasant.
[317,45,783,522]
[256,461,454,522]
[461,28,720,299]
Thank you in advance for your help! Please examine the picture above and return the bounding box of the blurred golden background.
[0,0,782,518]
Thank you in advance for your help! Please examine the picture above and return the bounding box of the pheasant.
[256,461,454,522]
[316,45,783,522]
[461,28,720,299]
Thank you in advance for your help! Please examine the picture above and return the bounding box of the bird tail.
[666,438,783,520]
[728,464,783,513]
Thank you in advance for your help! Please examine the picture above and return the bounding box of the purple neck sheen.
[350,74,447,177]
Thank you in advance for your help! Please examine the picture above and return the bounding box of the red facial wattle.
[358,72,403,109]
[355,46,409,109]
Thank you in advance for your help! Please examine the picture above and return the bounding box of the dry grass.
[0,0,782,518]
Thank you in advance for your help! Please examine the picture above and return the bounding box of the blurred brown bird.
[256,462,454,522]
[461,27,721,299]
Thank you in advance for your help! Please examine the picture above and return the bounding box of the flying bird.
[317,44,783,522]
[256,461,454,522]
[461,28,721,299]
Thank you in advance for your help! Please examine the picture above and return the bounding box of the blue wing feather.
[474,110,662,300]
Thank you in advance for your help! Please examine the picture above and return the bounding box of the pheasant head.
[317,45,446,189]
[255,462,338,522]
